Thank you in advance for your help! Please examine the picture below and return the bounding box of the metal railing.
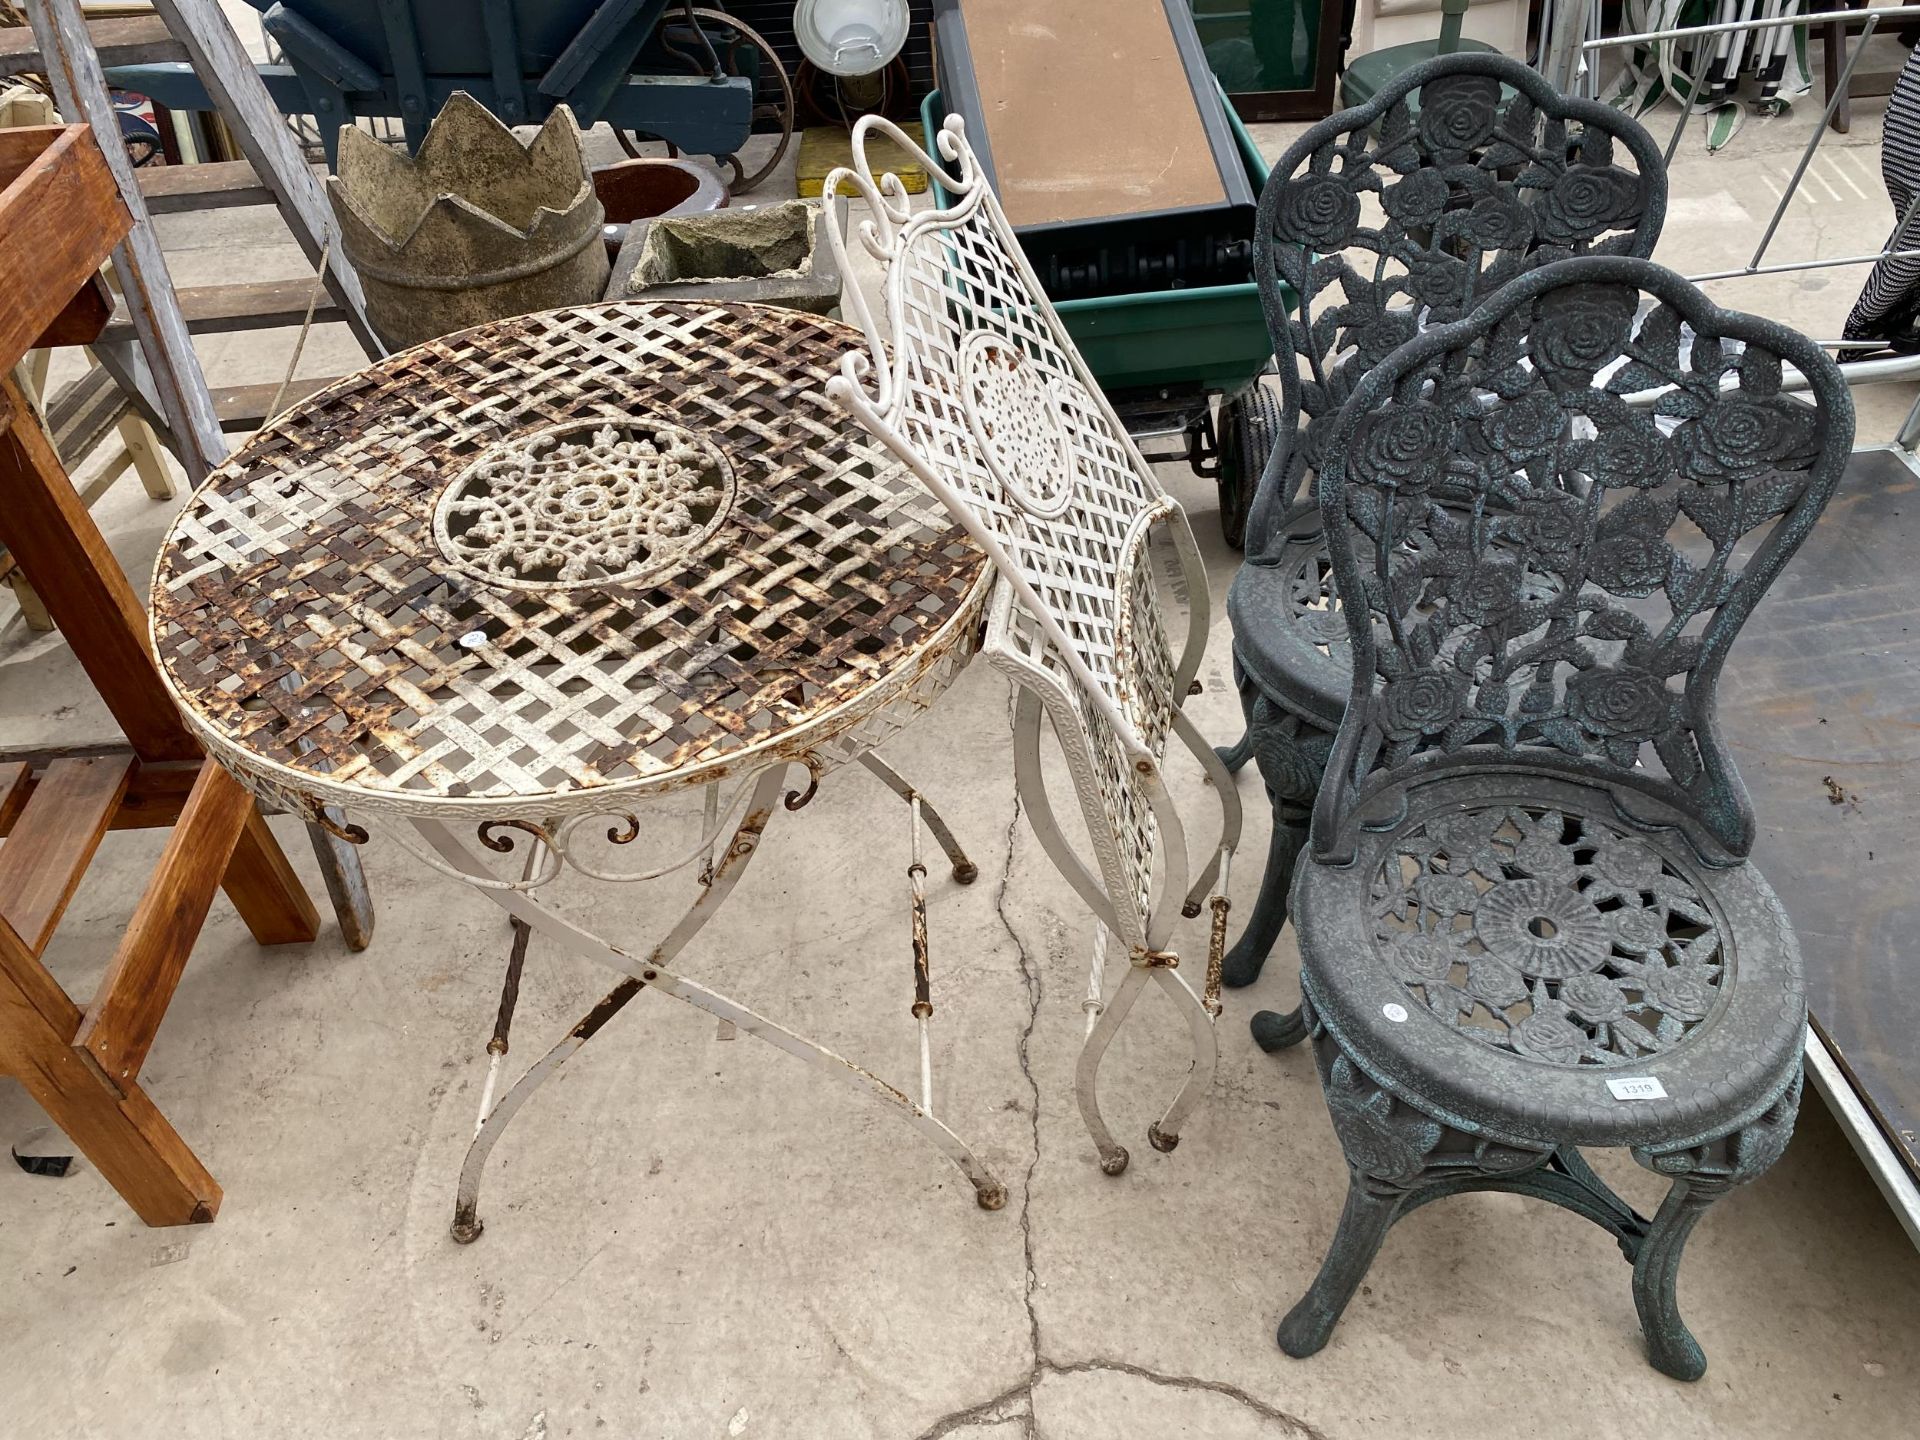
[1581,7,1920,384]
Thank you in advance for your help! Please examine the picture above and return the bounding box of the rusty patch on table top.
[150,301,987,810]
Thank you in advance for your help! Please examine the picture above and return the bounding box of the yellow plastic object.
[796,122,927,198]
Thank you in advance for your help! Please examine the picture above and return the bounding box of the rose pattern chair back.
[821,114,1218,946]
[1310,256,1852,867]
[1247,54,1668,557]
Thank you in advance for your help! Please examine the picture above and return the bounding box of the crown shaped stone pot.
[328,93,611,351]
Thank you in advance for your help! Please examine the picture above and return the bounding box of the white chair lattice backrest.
[822,114,1223,950]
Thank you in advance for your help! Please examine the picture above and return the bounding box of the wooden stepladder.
[0,122,321,1225]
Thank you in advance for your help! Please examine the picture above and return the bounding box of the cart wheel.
[1215,384,1281,551]
[619,8,796,195]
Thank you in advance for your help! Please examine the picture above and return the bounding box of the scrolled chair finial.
[820,110,985,426]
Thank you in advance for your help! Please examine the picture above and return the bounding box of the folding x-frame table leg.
[415,761,1005,1243]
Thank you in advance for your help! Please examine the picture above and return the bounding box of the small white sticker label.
[1382,1003,1409,1023]
[1607,1075,1668,1101]
[458,629,487,649]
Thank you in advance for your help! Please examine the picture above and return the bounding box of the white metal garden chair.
[822,114,1244,1174]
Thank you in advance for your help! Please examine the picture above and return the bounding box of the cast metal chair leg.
[1144,964,1220,1153]
[1216,723,1255,775]
[1628,1178,1718,1381]
[1225,688,1330,989]
[1627,1070,1802,1381]
[1218,650,1258,778]
[1223,800,1306,990]
[1250,1005,1310,1052]
[1277,1176,1403,1358]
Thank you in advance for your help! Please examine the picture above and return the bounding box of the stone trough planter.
[605,198,845,315]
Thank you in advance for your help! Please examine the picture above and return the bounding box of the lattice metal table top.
[152,301,990,821]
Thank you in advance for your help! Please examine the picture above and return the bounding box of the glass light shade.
[793,0,910,77]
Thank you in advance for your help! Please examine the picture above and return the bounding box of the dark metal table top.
[1720,446,1920,1185]
[151,300,989,821]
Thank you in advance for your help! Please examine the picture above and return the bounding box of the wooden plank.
[224,808,321,947]
[30,273,114,350]
[210,376,336,430]
[0,126,128,372]
[101,277,346,345]
[0,374,200,761]
[0,762,30,839]
[136,157,274,214]
[0,889,80,1038]
[0,15,185,78]
[46,365,131,462]
[303,821,374,951]
[149,0,386,358]
[0,124,58,182]
[0,914,218,1224]
[77,760,254,1085]
[0,754,132,956]
[89,334,176,437]
[0,752,200,834]
[29,0,227,483]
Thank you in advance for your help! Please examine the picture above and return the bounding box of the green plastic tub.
[920,86,1273,396]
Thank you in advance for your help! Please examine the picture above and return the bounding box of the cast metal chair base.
[1274,989,1803,1381]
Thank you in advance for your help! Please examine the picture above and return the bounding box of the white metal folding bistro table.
[150,298,1008,1238]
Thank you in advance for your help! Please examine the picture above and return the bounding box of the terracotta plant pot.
[591,158,727,256]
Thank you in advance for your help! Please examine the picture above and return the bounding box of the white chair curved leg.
[1172,707,1243,916]
[1144,965,1221,1155]
[1074,960,1153,1176]
[414,766,1008,1231]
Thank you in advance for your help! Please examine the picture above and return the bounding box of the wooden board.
[1718,447,1920,1183]
[28,1,227,483]
[101,277,346,344]
[209,376,338,430]
[0,754,132,955]
[149,0,385,357]
[0,912,220,1224]
[953,0,1228,228]
[0,14,184,77]
[0,750,203,834]
[136,158,277,214]
[0,126,128,372]
[0,375,199,762]
[77,760,256,1084]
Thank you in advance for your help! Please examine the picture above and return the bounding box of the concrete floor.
[3,71,1920,1440]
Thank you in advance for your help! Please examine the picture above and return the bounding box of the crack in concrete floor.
[906,718,1325,1440]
